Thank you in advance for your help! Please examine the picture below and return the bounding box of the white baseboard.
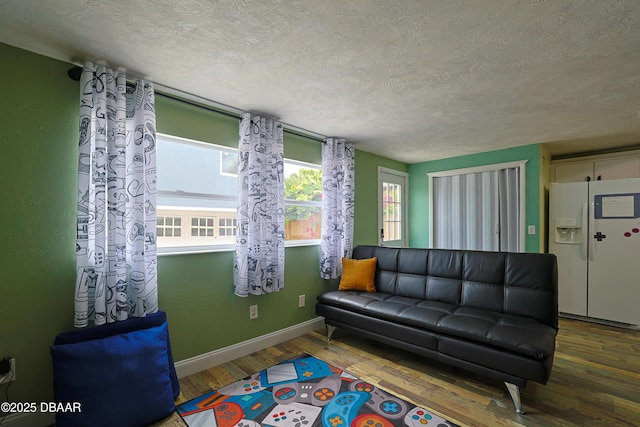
[174,316,325,379]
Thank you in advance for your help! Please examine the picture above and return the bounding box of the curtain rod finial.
[67,66,82,81]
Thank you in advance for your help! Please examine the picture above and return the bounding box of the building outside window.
[157,216,182,238]
[219,218,237,237]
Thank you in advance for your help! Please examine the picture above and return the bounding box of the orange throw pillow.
[338,257,377,292]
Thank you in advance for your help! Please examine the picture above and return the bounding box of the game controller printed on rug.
[177,354,458,427]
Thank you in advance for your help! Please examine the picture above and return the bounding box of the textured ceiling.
[1,0,639,163]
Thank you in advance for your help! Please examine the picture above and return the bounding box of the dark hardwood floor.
[154,318,640,426]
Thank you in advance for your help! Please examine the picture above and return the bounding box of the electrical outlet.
[249,304,258,319]
[0,358,15,384]
[528,225,536,235]
[298,294,306,308]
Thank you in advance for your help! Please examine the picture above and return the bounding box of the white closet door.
[432,170,499,251]
[431,164,522,252]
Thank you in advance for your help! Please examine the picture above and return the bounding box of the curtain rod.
[66,65,326,142]
[551,144,640,160]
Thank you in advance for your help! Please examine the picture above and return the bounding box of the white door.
[587,178,640,325]
[549,182,589,316]
[378,167,408,247]
[431,170,500,251]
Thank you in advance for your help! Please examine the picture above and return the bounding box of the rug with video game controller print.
[176,354,458,427]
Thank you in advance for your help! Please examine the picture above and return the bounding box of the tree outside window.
[284,167,322,240]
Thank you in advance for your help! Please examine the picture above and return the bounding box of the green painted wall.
[0,42,397,405]
[353,150,408,246]
[0,43,80,406]
[408,144,545,252]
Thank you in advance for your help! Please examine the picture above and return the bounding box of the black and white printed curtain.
[234,113,285,296]
[75,61,158,327]
[320,138,355,279]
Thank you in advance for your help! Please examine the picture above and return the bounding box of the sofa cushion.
[436,307,557,360]
[317,291,455,330]
[317,290,390,313]
[504,253,558,328]
[438,336,553,384]
[339,257,378,292]
[318,290,555,360]
[316,304,440,351]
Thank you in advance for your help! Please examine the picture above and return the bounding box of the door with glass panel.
[378,168,408,247]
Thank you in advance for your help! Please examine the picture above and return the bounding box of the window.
[219,218,237,236]
[383,182,402,240]
[284,161,322,242]
[156,133,321,253]
[220,152,238,176]
[156,134,238,252]
[157,216,182,237]
[191,217,215,237]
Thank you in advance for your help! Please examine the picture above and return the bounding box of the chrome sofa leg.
[326,325,336,341]
[505,382,525,414]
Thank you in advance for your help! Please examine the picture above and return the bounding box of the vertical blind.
[432,166,520,252]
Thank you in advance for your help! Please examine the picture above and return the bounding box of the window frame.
[156,133,322,255]
[377,167,409,247]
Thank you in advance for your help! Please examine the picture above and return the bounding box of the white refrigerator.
[549,177,640,326]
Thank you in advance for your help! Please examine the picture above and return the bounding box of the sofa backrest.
[351,245,558,329]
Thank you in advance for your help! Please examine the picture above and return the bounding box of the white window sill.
[157,240,321,256]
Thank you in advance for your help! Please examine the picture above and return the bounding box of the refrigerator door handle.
[581,203,588,260]
[589,201,596,261]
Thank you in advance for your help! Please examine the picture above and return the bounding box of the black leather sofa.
[316,245,558,414]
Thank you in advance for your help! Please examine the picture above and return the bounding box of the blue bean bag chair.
[50,311,180,427]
